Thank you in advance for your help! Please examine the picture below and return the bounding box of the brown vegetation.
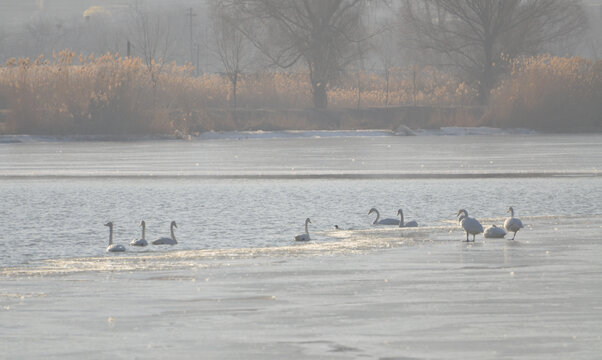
[0,51,600,135]
[483,55,602,131]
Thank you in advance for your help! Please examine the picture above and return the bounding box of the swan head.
[139,220,145,227]
[458,214,466,222]
[334,225,339,229]
[305,218,311,224]
[457,209,468,217]
[507,206,514,215]
[397,209,403,216]
[104,221,113,228]
[368,208,378,215]
[171,220,177,228]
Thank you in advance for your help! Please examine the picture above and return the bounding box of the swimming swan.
[152,221,178,245]
[484,224,507,238]
[397,209,418,227]
[457,209,484,242]
[104,222,126,252]
[369,208,400,225]
[130,220,148,246]
[294,218,311,241]
[504,207,524,240]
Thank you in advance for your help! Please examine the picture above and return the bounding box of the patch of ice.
[413,127,537,136]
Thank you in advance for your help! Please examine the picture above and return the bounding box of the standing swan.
[504,207,524,240]
[369,208,400,225]
[457,209,484,242]
[104,222,126,252]
[152,221,178,245]
[130,220,148,246]
[294,218,311,241]
[397,209,418,227]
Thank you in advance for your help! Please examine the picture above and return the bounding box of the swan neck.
[171,224,176,241]
[509,208,514,217]
[304,221,309,235]
[108,226,113,245]
[399,210,404,227]
[142,224,146,239]
[374,210,380,223]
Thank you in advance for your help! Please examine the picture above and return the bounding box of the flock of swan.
[104,207,524,252]
[294,206,524,243]
[104,220,177,252]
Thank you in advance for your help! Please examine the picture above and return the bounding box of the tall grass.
[0,51,600,134]
[484,55,602,131]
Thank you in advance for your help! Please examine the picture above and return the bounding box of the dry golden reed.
[484,55,602,130]
[0,51,599,134]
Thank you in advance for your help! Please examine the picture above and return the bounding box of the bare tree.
[230,0,371,109]
[400,0,588,104]
[210,1,255,109]
[127,6,178,71]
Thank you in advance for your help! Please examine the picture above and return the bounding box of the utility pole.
[187,7,197,68]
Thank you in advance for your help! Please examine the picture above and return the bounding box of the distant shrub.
[484,55,602,131]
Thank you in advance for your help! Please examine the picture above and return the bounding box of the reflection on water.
[0,134,601,269]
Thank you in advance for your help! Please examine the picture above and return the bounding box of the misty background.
[0,0,601,134]
[1,1,601,68]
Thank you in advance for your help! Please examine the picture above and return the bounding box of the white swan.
[104,222,126,252]
[457,209,484,242]
[294,218,311,241]
[369,208,400,225]
[397,209,418,227]
[152,221,178,245]
[504,206,524,240]
[484,224,507,238]
[130,220,148,246]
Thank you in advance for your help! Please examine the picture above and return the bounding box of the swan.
[484,224,507,238]
[294,218,311,241]
[104,222,126,252]
[457,209,484,242]
[504,206,524,240]
[152,221,178,245]
[368,208,400,225]
[130,220,148,246]
[397,209,418,227]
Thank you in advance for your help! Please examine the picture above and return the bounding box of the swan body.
[457,209,484,242]
[130,220,148,246]
[152,221,178,245]
[294,218,311,241]
[369,208,400,225]
[397,209,418,228]
[104,222,125,252]
[484,225,507,238]
[504,207,524,240]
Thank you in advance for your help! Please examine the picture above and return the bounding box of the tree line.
[0,0,595,112]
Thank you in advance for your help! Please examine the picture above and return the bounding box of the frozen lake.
[1,132,602,358]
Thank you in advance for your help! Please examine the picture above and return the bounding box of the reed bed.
[484,55,602,131]
[0,51,600,134]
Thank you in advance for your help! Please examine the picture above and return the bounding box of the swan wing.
[461,217,483,234]
[484,225,506,238]
[403,220,418,227]
[152,237,177,245]
[107,244,126,252]
[504,218,524,232]
[294,234,310,241]
[130,238,148,246]
[377,218,401,225]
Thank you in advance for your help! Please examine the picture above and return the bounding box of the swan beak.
[104,222,111,227]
